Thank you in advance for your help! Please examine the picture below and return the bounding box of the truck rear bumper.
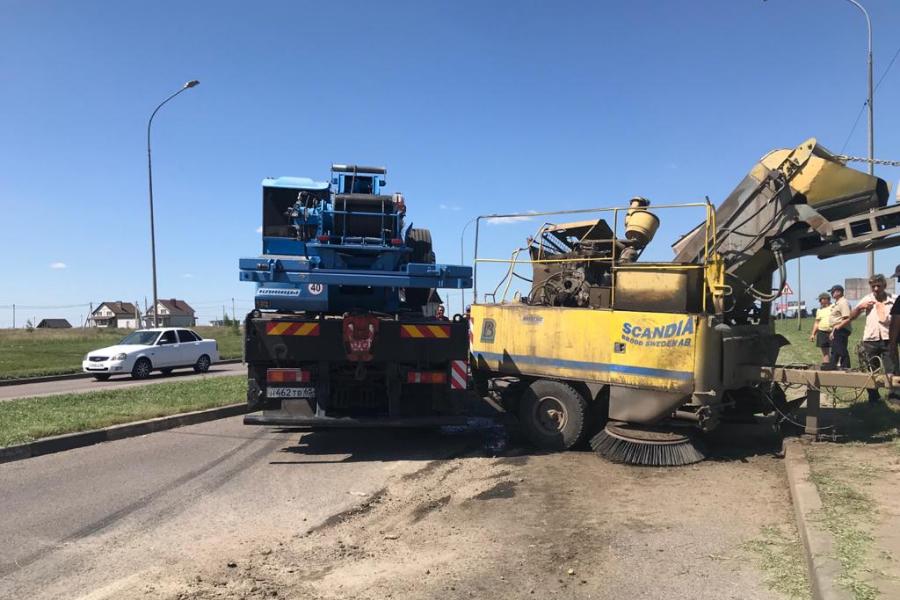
[244,410,470,428]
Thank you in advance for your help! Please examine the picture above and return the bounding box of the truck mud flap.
[244,411,470,428]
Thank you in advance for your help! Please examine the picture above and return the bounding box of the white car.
[82,328,220,381]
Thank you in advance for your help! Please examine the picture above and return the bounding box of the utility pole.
[12,304,15,329]
[459,217,477,311]
[841,0,875,276]
[232,297,236,322]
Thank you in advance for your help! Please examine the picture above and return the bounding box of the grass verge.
[744,524,811,600]
[807,448,880,600]
[0,375,244,447]
[0,326,243,380]
[774,317,864,367]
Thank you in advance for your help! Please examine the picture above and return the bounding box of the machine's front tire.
[131,358,152,380]
[194,354,211,373]
[518,379,588,451]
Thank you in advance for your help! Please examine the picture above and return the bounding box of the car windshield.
[118,331,160,346]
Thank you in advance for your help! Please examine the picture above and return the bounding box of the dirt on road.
[135,425,808,600]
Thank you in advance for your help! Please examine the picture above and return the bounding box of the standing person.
[849,274,896,402]
[828,284,853,369]
[809,292,833,368]
[887,265,900,403]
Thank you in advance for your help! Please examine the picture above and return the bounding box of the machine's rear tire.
[518,379,588,451]
[131,358,152,380]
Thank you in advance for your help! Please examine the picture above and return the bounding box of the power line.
[839,106,866,155]
[0,303,91,309]
[839,42,900,154]
[875,42,900,91]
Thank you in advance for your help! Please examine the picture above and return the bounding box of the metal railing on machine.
[471,200,717,312]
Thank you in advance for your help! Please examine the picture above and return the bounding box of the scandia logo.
[622,318,695,340]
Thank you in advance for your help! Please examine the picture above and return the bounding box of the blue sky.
[2,0,900,326]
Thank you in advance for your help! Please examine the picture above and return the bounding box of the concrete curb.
[783,437,850,600]
[0,358,243,387]
[0,403,248,465]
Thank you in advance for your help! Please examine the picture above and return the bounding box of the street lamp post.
[147,80,199,327]
[842,0,875,277]
[459,216,478,311]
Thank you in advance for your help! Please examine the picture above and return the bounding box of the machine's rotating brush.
[590,421,706,466]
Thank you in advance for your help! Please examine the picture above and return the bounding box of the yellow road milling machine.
[469,138,900,465]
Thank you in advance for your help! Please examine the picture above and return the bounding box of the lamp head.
[184,80,200,89]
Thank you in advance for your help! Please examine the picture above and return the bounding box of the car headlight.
[112,353,127,361]
[84,354,90,361]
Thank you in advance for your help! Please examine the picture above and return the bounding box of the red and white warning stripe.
[450,360,467,390]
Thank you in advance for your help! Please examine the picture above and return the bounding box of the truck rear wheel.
[407,228,435,264]
[518,379,588,451]
[405,228,436,310]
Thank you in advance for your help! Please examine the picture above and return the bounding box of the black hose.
[747,246,787,303]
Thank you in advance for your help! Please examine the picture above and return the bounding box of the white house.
[143,298,196,327]
[89,302,140,329]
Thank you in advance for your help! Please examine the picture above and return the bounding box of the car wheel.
[160,368,174,376]
[93,374,111,382]
[131,358,152,380]
[194,354,211,373]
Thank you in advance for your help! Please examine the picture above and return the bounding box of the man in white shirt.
[850,274,896,402]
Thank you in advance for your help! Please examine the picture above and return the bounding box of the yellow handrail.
[473,200,717,309]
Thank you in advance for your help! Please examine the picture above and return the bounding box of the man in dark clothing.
[828,284,853,369]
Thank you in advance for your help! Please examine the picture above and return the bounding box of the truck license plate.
[267,386,315,399]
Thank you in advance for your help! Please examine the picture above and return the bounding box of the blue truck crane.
[239,164,473,426]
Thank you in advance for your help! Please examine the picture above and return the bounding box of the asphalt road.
[0,416,472,600]
[0,362,246,402]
